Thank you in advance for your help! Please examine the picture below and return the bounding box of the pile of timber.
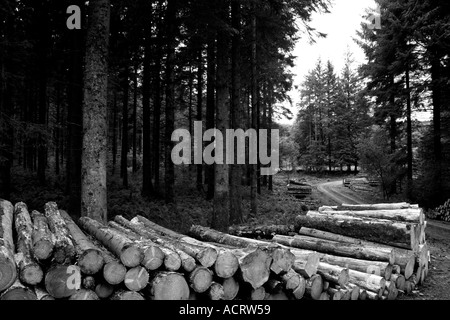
[228,202,431,299]
[429,199,450,222]
[287,180,312,199]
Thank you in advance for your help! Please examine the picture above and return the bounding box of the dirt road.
[316,180,372,206]
[316,179,450,300]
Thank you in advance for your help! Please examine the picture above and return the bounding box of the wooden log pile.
[428,199,450,222]
[287,180,312,199]
[226,202,431,300]
[0,199,431,300]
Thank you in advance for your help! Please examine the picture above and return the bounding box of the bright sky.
[281,0,378,124]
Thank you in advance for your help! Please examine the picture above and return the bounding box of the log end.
[103,261,127,285]
[150,272,190,300]
[33,240,54,261]
[1,287,37,300]
[189,267,213,294]
[143,246,164,271]
[69,289,100,300]
[0,256,18,292]
[197,247,218,268]
[20,263,44,286]
[120,245,143,268]
[214,251,239,279]
[124,266,150,292]
[79,249,105,275]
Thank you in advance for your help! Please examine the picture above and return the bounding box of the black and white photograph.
[0,0,449,308]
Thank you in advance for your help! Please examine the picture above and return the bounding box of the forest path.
[316,180,370,206]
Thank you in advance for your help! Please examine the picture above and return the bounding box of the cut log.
[327,287,342,300]
[305,274,323,300]
[228,224,296,239]
[95,281,114,299]
[232,247,272,289]
[359,289,368,300]
[45,265,81,299]
[292,252,320,279]
[111,290,145,300]
[317,262,349,286]
[188,266,213,293]
[82,276,96,290]
[0,199,17,292]
[13,202,44,286]
[0,278,37,300]
[78,217,143,268]
[133,216,219,267]
[319,254,392,280]
[99,249,127,285]
[345,283,361,300]
[30,210,54,262]
[124,266,149,292]
[348,269,386,295]
[273,234,395,264]
[35,286,55,300]
[250,286,266,300]
[394,250,415,279]
[189,224,293,275]
[295,212,414,250]
[207,282,224,300]
[148,272,190,300]
[320,208,423,224]
[69,289,99,300]
[113,216,184,271]
[44,202,76,264]
[59,210,105,275]
[221,277,239,300]
[280,269,302,290]
[108,221,165,271]
[292,276,306,300]
[213,249,239,279]
[338,203,415,211]
[365,290,379,300]
[390,273,406,291]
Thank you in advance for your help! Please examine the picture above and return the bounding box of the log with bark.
[108,221,165,271]
[0,199,17,292]
[345,283,361,300]
[45,265,81,299]
[228,224,296,239]
[132,216,218,267]
[31,210,54,260]
[304,274,323,300]
[13,202,44,286]
[319,208,423,224]
[44,202,76,264]
[78,216,143,268]
[348,269,386,296]
[295,212,415,250]
[272,234,395,264]
[60,210,104,275]
[189,224,293,275]
[292,252,320,279]
[147,271,190,300]
[35,286,55,300]
[317,262,349,286]
[338,203,417,211]
[0,278,37,300]
[280,269,302,291]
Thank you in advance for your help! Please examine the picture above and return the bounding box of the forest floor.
[9,166,450,300]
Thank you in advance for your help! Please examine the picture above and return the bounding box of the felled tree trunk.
[0,199,17,292]
[124,266,149,292]
[188,266,213,293]
[44,202,76,264]
[319,208,423,224]
[13,202,43,286]
[60,210,104,275]
[31,210,54,260]
[147,271,190,300]
[45,265,81,299]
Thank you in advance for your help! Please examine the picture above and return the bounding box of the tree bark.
[0,200,17,292]
[81,0,110,222]
[31,210,54,260]
[13,203,43,286]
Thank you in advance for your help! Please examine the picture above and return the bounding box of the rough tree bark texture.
[81,0,110,222]
[0,200,16,292]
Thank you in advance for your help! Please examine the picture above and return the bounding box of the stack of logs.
[429,199,450,222]
[0,198,430,300]
[287,180,312,199]
[229,202,430,300]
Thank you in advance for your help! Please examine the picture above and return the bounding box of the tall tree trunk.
[121,65,129,188]
[268,100,273,192]
[152,1,164,192]
[188,64,194,169]
[405,67,413,183]
[66,0,84,218]
[164,0,178,204]
[0,46,12,199]
[112,92,118,175]
[132,62,138,174]
[37,1,49,185]
[229,1,243,225]
[250,8,258,216]
[55,83,61,176]
[212,5,230,232]
[81,0,111,222]
[431,51,442,163]
[196,47,204,191]
[206,34,216,200]
[142,1,154,198]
